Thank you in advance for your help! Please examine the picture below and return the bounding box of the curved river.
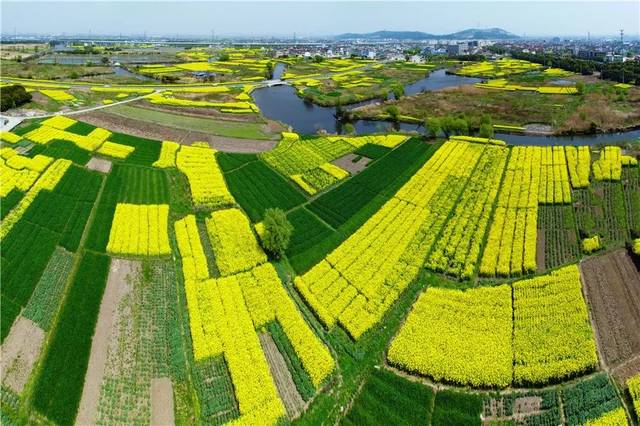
[252,69,640,145]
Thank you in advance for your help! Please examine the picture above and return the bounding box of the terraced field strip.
[151,377,175,426]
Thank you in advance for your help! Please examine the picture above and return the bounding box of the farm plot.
[482,388,562,425]
[341,368,434,425]
[0,316,45,394]
[1,164,101,341]
[92,260,191,425]
[32,252,111,425]
[389,265,596,387]
[580,250,640,376]
[538,205,580,270]
[388,284,513,388]
[573,182,630,248]
[561,373,625,425]
[432,390,483,426]
[480,145,575,277]
[262,133,407,195]
[295,140,494,339]
[174,205,335,423]
[176,144,234,209]
[85,164,169,253]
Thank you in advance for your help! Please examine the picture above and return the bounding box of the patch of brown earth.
[332,153,371,175]
[76,111,277,152]
[151,377,175,426]
[86,157,112,173]
[580,249,640,369]
[75,259,139,426]
[513,396,542,416]
[259,332,305,419]
[0,316,45,393]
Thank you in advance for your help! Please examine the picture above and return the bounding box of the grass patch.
[432,390,482,426]
[354,144,390,160]
[109,104,273,139]
[216,152,258,173]
[224,159,306,222]
[286,208,333,257]
[342,368,434,425]
[0,189,23,220]
[32,251,111,425]
[109,131,162,166]
[31,139,92,165]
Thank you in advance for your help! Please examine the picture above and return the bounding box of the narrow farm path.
[259,332,305,419]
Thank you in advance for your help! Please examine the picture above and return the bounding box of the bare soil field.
[580,249,640,371]
[76,259,139,425]
[76,111,277,152]
[0,316,45,393]
[332,153,371,175]
[86,157,112,173]
[151,377,175,426]
[259,332,305,419]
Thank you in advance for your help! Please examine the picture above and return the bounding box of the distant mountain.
[335,28,519,41]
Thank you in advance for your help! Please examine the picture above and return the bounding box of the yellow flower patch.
[107,203,171,256]
[96,141,135,159]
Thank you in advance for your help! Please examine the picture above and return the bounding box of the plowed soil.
[580,249,640,377]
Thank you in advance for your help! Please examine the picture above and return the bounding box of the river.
[251,69,639,145]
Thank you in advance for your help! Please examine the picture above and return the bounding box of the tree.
[1,85,32,112]
[343,122,355,135]
[386,105,400,121]
[425,117,441,137]
[101,56,109,65]
[261,208,293,258]
[575,81,585,95]
[218,52,230,61]
[479,123,494,138]
[392,85,404,99]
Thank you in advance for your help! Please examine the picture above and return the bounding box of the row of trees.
[511,51,640,85]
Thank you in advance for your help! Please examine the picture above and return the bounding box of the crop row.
[426,145,508,278]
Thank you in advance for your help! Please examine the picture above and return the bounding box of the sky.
[1,1,638,38]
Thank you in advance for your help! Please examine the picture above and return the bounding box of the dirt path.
[259,332,305,419]
[151,377,175,426]
[75,259,139,426]
[0,316,45,393]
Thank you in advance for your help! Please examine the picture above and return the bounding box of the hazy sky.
[2,1,638,37]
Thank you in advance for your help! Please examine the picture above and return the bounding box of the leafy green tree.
[425,117,441,137]
[343,122,355,135]
[386,105,400,121]
[575,81,585,95]
[261,208,293,258]
[392,85,405,99]
[479,123,494,138]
